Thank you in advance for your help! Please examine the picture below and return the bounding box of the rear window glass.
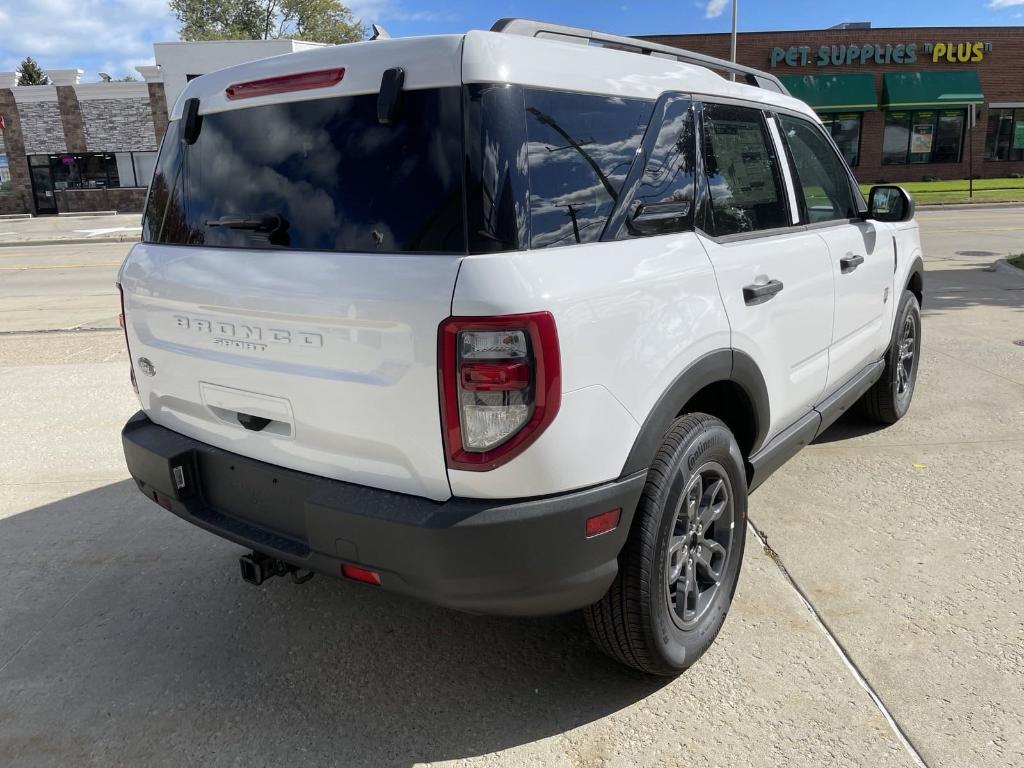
[143,87,465,253]
[525,90,653,249]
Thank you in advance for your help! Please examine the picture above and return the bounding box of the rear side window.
[143,88,465,253]
[777,114,858,224]
[623,96,695,237]
[701,103,789,237]
[525,90,653,249]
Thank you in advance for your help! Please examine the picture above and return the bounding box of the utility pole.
[730,0,738,80]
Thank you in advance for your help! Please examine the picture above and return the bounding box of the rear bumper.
[121,412,645,616]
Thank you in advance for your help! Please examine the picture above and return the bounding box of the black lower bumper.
[121,412,645,616]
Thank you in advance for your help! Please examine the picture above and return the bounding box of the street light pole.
[730,0,738,80]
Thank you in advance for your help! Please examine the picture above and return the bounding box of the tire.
[858,289,921,425]
[584,413,747,676]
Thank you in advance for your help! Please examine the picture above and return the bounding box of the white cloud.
[704,0,730,18]
[347,1,455,24]
[0,0,177,78]
[989,0,1024,6]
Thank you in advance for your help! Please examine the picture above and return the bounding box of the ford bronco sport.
[119,19,924,675]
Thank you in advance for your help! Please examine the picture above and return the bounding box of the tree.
[169,0,364,45]
[17,57,49,86]
[117,74,139,81]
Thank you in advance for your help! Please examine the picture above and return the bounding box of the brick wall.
[147,83,169,145]
[56,86,87,152]
[80,98,157,152]
[0,88,34,215]
[18,100,67,155]
[55,187,147,214]
[644,26,1024,182]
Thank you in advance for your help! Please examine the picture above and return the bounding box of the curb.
[0,236,140,247]
[916,201,1024,211]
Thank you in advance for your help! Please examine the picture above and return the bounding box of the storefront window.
[883,110,966,165]
[0,136,9,193]
[882,112,911,165]
[46,153,120,190]
[819,113,862,167]
[984,108,1024,162]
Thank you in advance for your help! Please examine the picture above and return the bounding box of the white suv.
[119,19,924,675]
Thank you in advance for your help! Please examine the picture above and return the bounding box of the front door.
[28,159,58,215]
[773,113,894,392]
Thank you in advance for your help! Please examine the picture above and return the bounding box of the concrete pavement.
[1,206,1022,767]
[0,214,141,247]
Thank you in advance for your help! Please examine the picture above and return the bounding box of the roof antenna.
[369,24,391,40]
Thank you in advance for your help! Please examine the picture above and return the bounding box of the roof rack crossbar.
[490,18,790,96]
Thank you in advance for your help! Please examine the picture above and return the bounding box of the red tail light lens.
[225,68,345,100]
[438,312,561,471]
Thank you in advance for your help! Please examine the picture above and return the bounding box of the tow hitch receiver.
[239,551,315,585]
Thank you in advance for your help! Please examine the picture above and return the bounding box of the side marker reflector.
[341,564,382,585]
[585,508,621,538]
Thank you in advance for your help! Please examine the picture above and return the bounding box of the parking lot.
[0,206,1021,767]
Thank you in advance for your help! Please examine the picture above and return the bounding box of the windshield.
[142,87,466,254]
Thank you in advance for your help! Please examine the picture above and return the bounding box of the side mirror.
[866,185,914,223]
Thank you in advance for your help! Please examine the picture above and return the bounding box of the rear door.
[775,112,894,392]
[696,102,834,440]
[119,40,467,501]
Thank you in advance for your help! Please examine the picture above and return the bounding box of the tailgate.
[120,244,460,500]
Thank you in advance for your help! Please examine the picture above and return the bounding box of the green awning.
[881,71,983,110]
[779,73,877,112]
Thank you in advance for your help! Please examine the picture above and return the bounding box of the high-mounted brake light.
[225,67,345,100]
[438,312,561,472]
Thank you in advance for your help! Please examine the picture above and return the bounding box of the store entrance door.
[29,160,58,215]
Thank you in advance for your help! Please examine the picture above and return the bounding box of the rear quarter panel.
[449,234,730,498]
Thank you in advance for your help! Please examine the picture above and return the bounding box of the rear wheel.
[859,289,921,424]
[584,413,747,676]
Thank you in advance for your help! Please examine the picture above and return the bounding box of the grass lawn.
[1008,254,1024,270]
[858,177,1024,205]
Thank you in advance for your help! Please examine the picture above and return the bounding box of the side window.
[624,96,696,237]
[701,103,789,236]
[525,89,653,249]
[777,114,858,224]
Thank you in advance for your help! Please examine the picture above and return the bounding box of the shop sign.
[1014,121,1024,151]
[770,41,992,68]
[910,123,934,154]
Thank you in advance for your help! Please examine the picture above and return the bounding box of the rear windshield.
[142,87,465,253]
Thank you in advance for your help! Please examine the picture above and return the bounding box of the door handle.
[743,279,784,306]
[840,253,865,273]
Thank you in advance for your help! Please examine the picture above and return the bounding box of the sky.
[0,0,1022,81]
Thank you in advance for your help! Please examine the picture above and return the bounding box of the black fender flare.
[620,349,770,477]
[905,255,924,308]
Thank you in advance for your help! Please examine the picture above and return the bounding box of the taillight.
[225,68,345,100]
[438,312,561,471]
[117,282,138,395]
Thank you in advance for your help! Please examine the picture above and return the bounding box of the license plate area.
[197,452,312,543]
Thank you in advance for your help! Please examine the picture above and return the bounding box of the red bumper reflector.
[153,492,173,511]
[341,564,382,585]
[585,508,621,538]
[225,67,345,100]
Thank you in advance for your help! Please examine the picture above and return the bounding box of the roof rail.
[490,18,790,96]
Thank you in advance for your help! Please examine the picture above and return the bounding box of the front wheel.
[584,413,747,676]
[859,289,921,424]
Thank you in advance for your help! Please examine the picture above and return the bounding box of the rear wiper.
[205,215,284,230]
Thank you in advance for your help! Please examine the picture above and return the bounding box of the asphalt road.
[1,206,1022,767]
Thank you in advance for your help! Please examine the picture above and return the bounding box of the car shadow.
[0,480,668,767]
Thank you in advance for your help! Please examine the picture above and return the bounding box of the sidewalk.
[0,213,142,247]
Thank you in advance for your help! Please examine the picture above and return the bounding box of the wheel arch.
[620,349,770,478]
[906,255,924,308]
